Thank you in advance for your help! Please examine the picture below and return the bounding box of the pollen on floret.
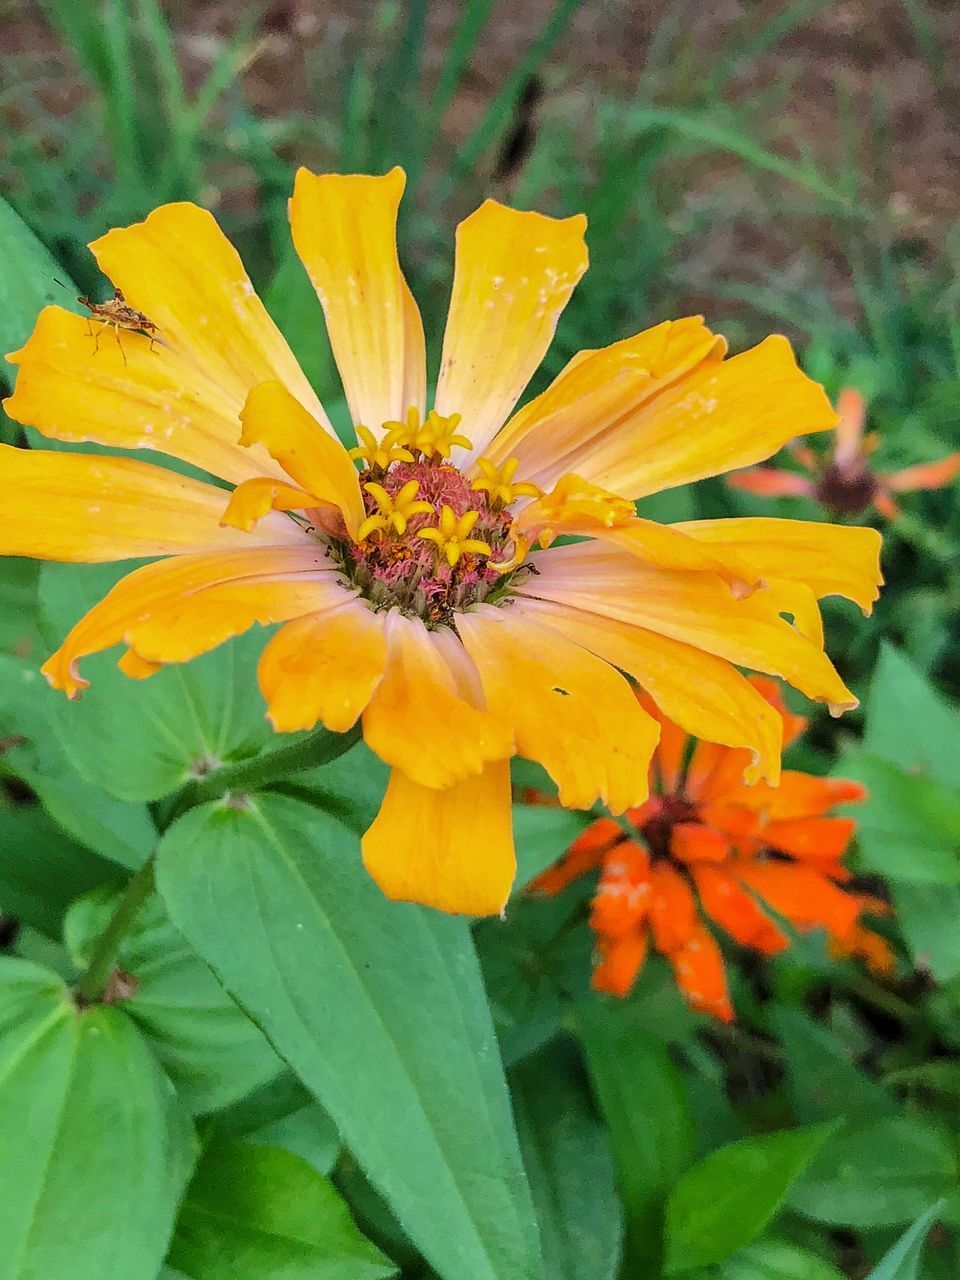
[330,407,534,625]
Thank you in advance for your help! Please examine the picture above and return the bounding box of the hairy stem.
[75,856,156,1005]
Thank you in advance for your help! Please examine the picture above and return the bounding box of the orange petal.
[361,761,514,915]
[670,822,730,864]
[693,865,789,955]
[881,453,960,493]
[528,817,623,896]
[487,317,723,492]
[592,930,649,997]
[258,599,388,733]
[667,925,734,1021]
[649,863,699,954]
[828,922,896,976]
[742,770,865,821]
[636,690,688,794]
[88,202,333,432]
[289,167,426,431]
[41,546,341,696]
[833,387,867,469]
[0,444,306,563]
[456,606,659,814]
[514,597,783,786]
[672,517,883,617]
[684,740,752,806]
[590,841,652,938]
[239,381,365,539]
[738,863,860,940]
[762,816,858,861]
[434,199,588,460]
[4,306,286,486]
[521,540,858,715]
[362,612,513,789]
[747,675,808,748]
[511,333,835,500]
[727,467,815,498]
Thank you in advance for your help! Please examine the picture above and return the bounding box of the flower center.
[332,409,537,626]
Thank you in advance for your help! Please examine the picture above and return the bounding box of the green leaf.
[40,563,276,802]
[771,1007,899,1124]
[838,750,960,884]
[64,885,282,1114]
[864,645,960,787]
[167,1139,395,1280]
[511,1044,622,1280]
[864,1201,947,1280]
[576,998,693,1273]
[789,1117,956,1228]
[0,196,77,385]
[0,957,196,1280]
[663,1125,834,1273]
[242,1100,341,1177]
[0,652,157,869]
[155,794,544,1280]
[0,804,117,938]
[716,1240,846,1280]
[892,882,960,982]
[0,559,41,655]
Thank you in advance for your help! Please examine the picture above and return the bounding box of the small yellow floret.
[358,479,433,541]
[472,456,542,508]
[418,505,491,568]
[399,409,473,460]
[349,423,415,471]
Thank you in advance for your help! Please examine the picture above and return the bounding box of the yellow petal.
[521,540,858,714]
[361,761,515,916]
[4,306,285,487]
[239,381,365,538]
[89,202,334,435]
[672,518,883,616]
[259,599,388,733]
[41,546,339,696]
[513,334,834,500]
[457,606,659,813]
[289,167,426,431]
[434,199,588,460]
[221,478,319,532]
[515,598,783,785]
[512,479,760,595]
[486,316,723,491]
[0,444,306,562]
[361,612,513,788]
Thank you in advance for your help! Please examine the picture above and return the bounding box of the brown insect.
[57,281,160,364]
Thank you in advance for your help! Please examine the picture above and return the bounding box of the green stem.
[189,723,362,806]
[75,857,156,1005]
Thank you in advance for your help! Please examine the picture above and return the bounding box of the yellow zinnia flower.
[0,167,882,916]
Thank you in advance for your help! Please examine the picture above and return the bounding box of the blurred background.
[2,7,960,1276]
[2,0,959,709]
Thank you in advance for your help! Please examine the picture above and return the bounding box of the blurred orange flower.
[729,387,960,519]
[530,677,893,1019]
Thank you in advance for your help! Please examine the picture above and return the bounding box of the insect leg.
[113,323,127,366]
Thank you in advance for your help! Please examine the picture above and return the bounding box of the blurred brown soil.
[3,0,958,305]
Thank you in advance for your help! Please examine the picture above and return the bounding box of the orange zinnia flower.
[530,679,892,1018]
[1,169,882,916]
[729,386,960,519]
